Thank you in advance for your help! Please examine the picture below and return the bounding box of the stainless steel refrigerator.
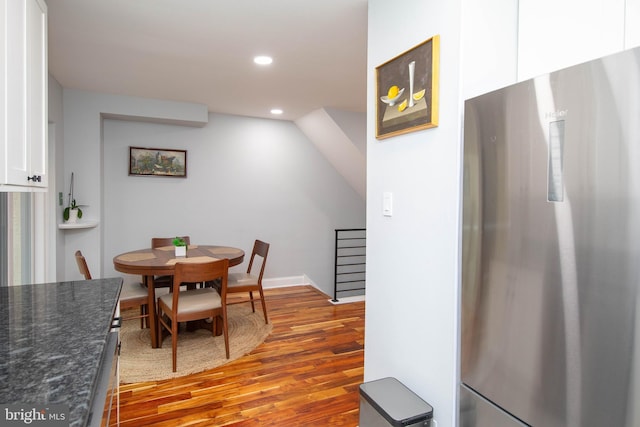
[460,47,640,427]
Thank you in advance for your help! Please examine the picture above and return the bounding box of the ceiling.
[46,0,369,121]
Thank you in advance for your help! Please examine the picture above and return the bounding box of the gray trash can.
[359,377,433,427]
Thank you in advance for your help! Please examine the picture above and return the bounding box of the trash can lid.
[359,377,433,426]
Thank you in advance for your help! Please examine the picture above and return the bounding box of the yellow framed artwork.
[375,35,440,139]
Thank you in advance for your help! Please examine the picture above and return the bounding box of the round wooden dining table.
[113,245,245,348]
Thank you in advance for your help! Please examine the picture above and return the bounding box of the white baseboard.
[262,275,365,305]
[329,294,366,305]
[262,275,315,289]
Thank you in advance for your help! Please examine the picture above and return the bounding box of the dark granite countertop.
[0,278,122,427]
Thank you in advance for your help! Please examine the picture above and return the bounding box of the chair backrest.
[171,258,229,308]
[247,240,270,281]
[75,250,92,280]
[151,236,191,248]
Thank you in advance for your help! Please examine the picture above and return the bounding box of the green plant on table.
[172,237,187,247]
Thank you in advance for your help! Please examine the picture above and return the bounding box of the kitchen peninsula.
[0,278,122,426]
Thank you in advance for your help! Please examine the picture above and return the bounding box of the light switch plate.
[383,192,392,216]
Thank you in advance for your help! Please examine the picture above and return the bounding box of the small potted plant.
[173,236,187,257]
[63,199,83,223]
[63,172,84,223]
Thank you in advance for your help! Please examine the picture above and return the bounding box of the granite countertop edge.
[0,277,123,427]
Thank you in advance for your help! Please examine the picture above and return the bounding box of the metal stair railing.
[333,228,366,302]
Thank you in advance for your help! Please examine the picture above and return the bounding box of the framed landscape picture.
[129,147,187,177]
[375,35,440,139]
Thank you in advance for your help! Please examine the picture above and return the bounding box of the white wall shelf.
[58,220,99,230]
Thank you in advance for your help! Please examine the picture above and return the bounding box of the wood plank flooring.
[118,286,365,426]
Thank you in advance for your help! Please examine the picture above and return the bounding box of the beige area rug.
[119,305,272,383]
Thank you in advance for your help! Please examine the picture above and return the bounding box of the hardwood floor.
[118,286,365,426]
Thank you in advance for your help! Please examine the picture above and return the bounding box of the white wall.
[518,0,626,80]
[324,108,367,156]
[48,75,64,281]
[461,0,519,100]
[296,108,366,198]
[626,0,640,47]
[101,113,365,294]
[61,89,365,298]
[61,90,208,283]
[365,2,465,427]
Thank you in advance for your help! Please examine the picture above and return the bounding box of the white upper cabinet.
[0,0,47,191]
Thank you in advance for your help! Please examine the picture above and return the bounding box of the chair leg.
[156,308,163,349]
[249,291,256,312]
[171,316,179,372]
[139,305,145,329]
[143,305,150,329]
[222,308,229,359]
[258,287,268,324]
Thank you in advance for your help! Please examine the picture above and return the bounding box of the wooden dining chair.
[151,236,191,249]
[75,249,92,280]
[226,239,270,324]
[150,236,191,289]
[75,250,149,328]
[157,258,230,372]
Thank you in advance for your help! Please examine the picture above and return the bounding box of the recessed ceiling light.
[270,109,283,115]
[254,56,273,65]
